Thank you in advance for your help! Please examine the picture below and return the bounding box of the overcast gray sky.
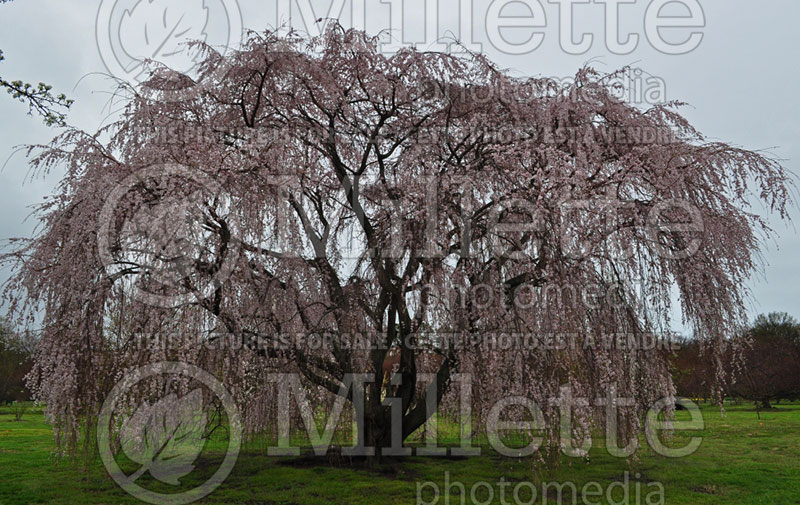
[1,0,798,331]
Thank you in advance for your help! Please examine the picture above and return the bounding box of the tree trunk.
[358,353,455,464]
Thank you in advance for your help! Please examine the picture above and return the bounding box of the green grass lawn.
[0,402,799,504]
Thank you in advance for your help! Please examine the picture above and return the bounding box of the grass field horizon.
[1,400,798,505]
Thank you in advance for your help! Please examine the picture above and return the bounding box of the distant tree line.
[672,312,800,409]
[0,320,34,404]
